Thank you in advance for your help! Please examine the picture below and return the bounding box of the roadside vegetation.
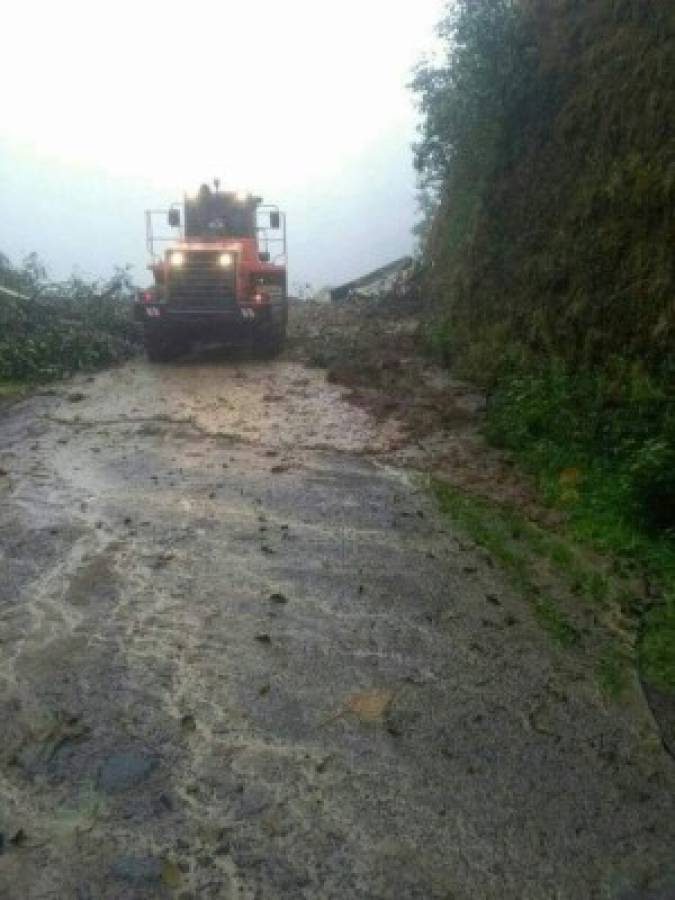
[412,1,675,693]
[0,253,140,385]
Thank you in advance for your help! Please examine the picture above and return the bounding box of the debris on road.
[98,752,158,793]
[0,347,672,898]
[329,256,413,303]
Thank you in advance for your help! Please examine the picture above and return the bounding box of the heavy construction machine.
[136,182,288,361]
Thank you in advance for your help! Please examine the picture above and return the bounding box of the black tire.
[145,331,178,363]
[254,322,286,359]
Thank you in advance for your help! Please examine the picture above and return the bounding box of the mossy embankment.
[413,1,675,694]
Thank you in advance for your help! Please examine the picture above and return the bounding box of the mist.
[0,0,444,291]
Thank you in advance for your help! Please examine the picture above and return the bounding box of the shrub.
[0,254,141,380]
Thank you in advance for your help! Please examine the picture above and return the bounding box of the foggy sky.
[0,0,444,290]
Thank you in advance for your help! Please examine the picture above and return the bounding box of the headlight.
[169,251,185,267]
[218,253,233,268]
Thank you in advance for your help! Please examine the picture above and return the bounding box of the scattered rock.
[180,714,197,732]
[10,829,26,847]
[316,755,333,774]
[161,860,182,888]
[98,752,158,793]
[13,712,90,773]
[158,792,175,811]
[111,856,163,886]
[152,552,175,569]
[238,785,270,817]
[344,689,394,723]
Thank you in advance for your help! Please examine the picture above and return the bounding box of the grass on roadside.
[432,479,636,698]
[481,365,675,697]
[0,380,30,400]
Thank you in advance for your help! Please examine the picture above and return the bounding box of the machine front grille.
[166,251,236,308]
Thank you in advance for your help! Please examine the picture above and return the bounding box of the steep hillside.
[413,0,675,694]
[417,0,675,375]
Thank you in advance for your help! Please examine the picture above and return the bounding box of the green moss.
[483,365,675,692]
[433,480,608,649]
[532,597,580,648]
[416,0,675,693]
[641,598,675,694]
[432,479,648,696]
[0,380,29,399]
[414,1,675,376]
[596,645,632,700]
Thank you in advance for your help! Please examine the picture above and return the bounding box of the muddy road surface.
[1,355,674,899]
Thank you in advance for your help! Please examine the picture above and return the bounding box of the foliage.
[414,0,675,692]
[413,0,675,376]
[485,364,675,691]
[0,254,140,381]
[432,479,639,695]
[486,362,675,533]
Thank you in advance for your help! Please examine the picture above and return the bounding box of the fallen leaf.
[161,860,182,888]
[344,689,393,722]
[559,467,582,487]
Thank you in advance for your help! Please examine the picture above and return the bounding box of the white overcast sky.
[0,0,444,289]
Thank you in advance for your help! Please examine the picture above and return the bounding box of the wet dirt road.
[1,357,674,900]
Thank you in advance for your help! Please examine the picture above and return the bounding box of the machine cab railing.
[145,194,287,266]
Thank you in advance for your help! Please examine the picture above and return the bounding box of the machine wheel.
[145,331,179,363]
[254,322,286,359]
